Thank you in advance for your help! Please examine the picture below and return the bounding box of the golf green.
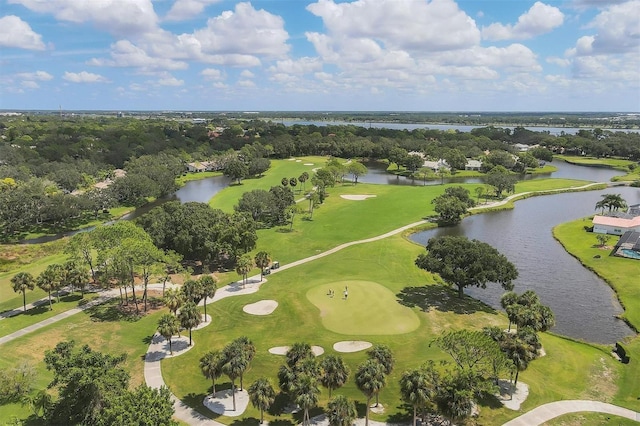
[306,280,420,335]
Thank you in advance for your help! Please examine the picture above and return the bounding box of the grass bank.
[553,218,640,411]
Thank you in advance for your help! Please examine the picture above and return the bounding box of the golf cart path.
[503,400,640,425]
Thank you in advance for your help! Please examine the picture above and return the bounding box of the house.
[186,161,223,173]
[423,159,449,171]
[513,143,530,152]
[465,159,482,171]
[593,215,640,235]
[629,204,640,217]
[612,230,640,260]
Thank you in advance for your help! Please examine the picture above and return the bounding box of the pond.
[409,186,640,344]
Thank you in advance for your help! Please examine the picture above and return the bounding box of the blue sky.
[1,0,638,112]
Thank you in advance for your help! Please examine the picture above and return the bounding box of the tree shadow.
[85,302,140,322]
[230,418,261,426]
[477,391,506,410]
[24,304,51,316]
[396,285,497,315]
[386,402,412,423]
[355,401,368,418]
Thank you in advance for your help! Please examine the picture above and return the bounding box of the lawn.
[556,155,640,182]
[161,233,626,425]
[553,219,640,412]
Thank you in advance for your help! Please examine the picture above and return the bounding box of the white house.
[465,159,482,171]
[593,215,640,235]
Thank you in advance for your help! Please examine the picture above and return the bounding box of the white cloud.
[585,0,640,54]
[15,71,53,81]
[183,2,289,58]
[0,15,45,50]
[482,2,564,41]
[63,71,109,83]
[240,70,255,78]
[306,0,480,52]
[88,40,188,71]
[237,79,255,87]
[200,68,224,80]
[157,76,184,86]
[268,57,323,75]
[7,0,159,37]
[546,57,570,67]
[21,80,39,89]
[165,0,221,21]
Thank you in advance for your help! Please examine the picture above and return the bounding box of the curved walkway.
[503,400,640,425]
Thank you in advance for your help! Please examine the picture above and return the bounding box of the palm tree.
[327,394,357,426]
[355,359,386,426]
[11,272,35,313]
[181,279,203,304]
[500,291,518,331]
[222,351,246,411]
[299,171,309,193]
[286,342,314,368]
[319,355,350,398]
[248,377,276,424]
[400,368,434,426]
[294,374,320,426]
[596,194,628,212]
[164,287,182,316]
[200,350,226,394]
[63,262,89,298]
[178,302,201,346]
[231,336,255,390]
[157,313,180,355]
[197,275,217,321]
[254,251,271,281]
[235,254,253,288]
[36,265,62,311]
[367,344,394,406]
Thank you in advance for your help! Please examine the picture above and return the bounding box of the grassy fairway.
[554,218,640,412]
[306,280,420,335]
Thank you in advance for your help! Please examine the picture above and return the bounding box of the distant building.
[612,230,640,260]
[192,118,207,124]
[465,159,482,171]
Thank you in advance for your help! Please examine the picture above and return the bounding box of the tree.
[347,161,368,184]
[36,264,64,310]
[595,194,628,212]
[388,146,408,169]
[298,171,309,192]
[444,149,468,171]
[400,367,436,426]
[248,157,271,177]
[157,313,180,355]
[308,191,320,219]
[248,378,276,424]
[235,189,274,222]
[65,232,97,283]
[355,359,386,426]
[178,301,201,346]
[319,355,350,398]
[0,361,36,404]
[596,233,611,247]
[62,261,89,298]
[11,271,35,313]
[181,279,204,305]
[222,346,246,411]
[416,235,518,298]
[269,185,295,225]
[198,275,217,321]
[254,251,271,281]
[500,291,519,332]
[96,385,176,426]
[501,290,555,332]
[294,374,320,426]
[367,344,395,376]
[433,330,505,376]
[405,155,424,174]
[281,177,289,187]
[486,165,517,198]
[437,166,451,184]
[474,186,486,202]
[230,336,256,391]
[327,395,357,426]
[164,288,182,316]
[224,159,248,184]
[235,254,254,288]
[432,195,468,225]
[289,177,298,192]
[200,350,226,394]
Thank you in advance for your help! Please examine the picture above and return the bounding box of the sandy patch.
[496,380,529,410]
[268,345,324,356]
[243,300,278,315]
[340,194,377,201]
[333,341,373,353]
[304,163,314,166]
[203,388,249,417]
[146,334,193,361]
[296,160,302,162]
[370,403,385,414]
[288,158,296,161]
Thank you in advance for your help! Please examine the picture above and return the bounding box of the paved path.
[1,288,72,320]
[503,400,640,425]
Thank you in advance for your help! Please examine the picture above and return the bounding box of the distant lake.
[276,119,640,135]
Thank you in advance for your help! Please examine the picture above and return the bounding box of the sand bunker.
[333,341,373,353]
[304,163,314,166]
[243,300,278,315]
[203,388,249,417]
[269,346,324,356]
[340,194,377,201]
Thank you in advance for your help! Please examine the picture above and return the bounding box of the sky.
[0,0,639,112]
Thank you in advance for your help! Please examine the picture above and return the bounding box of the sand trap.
[269,346,324,356]
[243,300,278,315]
[340,194,377,201]
[304,163,314,166]
[333,341,373,353]
[192,314,211,330]
[296,160,302,162]
[288,158,296,161]
[203,388,249,417]
[496,380,529,410]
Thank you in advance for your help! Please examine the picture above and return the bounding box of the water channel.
[21,159,639,343]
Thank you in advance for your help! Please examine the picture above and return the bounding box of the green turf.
[545,412,639,425]
[306,280,420,335]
